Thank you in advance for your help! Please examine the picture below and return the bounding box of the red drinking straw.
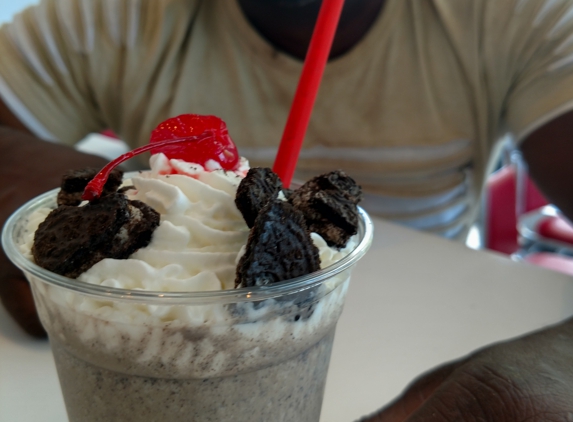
[272,0,345,188]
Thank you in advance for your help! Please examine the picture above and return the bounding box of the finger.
[362,360,465,422]
[404,365,523,422]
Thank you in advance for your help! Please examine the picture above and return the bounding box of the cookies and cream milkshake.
[2,115,373,421]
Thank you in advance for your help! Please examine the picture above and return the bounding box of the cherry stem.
[82,132,215,201]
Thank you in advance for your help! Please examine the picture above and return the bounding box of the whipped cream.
[80,154,250,291]
[21,153,357,295]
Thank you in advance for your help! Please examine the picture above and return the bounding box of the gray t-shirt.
[2,0,573,238]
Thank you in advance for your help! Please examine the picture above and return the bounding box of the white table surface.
[2,218,573,422]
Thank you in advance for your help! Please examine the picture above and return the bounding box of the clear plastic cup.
[2,188,373,422]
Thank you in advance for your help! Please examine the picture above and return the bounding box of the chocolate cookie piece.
[235,167,283,228]
[235,200,320,288]
[289,170,362,249]
[33,193,131,278]
[302,170,362,205]
[107,200,160,259]
[57,167,124,206]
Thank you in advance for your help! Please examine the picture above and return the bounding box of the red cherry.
[150,114,239,171]
[82,114,241,201]
[82,133,216,201]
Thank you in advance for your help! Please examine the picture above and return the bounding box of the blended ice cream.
[3,113,370,422]
[15,144,363,421]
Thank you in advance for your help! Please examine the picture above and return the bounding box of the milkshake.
[2,115,373,421]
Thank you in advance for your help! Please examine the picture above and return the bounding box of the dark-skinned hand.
[0,125,108,338]
[359,317,573,421]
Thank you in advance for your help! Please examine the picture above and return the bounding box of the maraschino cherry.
[150,114,239,170]
[82,114,240,201]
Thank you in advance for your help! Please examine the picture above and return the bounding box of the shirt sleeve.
[0,0,200,146]
[493,0,573,143]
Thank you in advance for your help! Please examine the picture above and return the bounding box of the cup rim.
[2,188,374,305]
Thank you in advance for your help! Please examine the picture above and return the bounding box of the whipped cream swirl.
[77,154,249,291]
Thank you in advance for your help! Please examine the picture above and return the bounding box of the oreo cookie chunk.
[33,193,130,278]
[235,200,320,288]
[57,167,124,206]
[106,200,160,259]
[289,170,362,249]
[301,170,362,205]
[32,193,160,278]
[235,167,284,228]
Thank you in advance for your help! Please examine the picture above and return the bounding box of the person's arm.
[359,316,573,421]
[0,98,108,337]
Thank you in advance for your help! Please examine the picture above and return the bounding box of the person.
[1,0,573,419]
